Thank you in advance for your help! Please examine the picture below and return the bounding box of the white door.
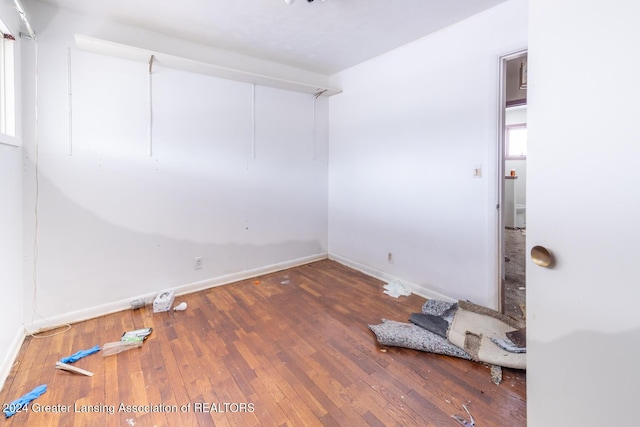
[527,1,640,425]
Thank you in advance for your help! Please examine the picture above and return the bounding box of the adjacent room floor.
[0,260,526,426]
[504,228,526,322]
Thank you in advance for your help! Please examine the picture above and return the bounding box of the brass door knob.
[531,245,554,268]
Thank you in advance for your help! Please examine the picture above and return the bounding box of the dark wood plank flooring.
[0,260,526,426]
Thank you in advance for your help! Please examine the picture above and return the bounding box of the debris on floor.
[55,345,101,377]
[102,341,143,356]
[130,298,146,310]
[6,317,158,418]
[409,312,449,338]
[102,327,153,356]
[121,328,153,343]
[3,384,47,418]
[369,300,471,360]
[280,274,292,285]
[490,336,526,353]
[383,281,411,298]
[60,344,101,363]
[490,365,503,385]
[369,299,526,373]
[55,361,93,377]
[451,404,475,427]
[506,327,526,348]
[173,302,187,311]
[519,303,526,317]
[153,290,175,313]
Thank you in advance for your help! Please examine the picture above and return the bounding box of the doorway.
[499,51,527,321]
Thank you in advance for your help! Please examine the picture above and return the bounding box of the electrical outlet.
[388,252,394,263]
[194,256,203,270]
[473,166,482,178]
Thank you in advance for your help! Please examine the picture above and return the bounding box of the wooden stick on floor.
[55,361,93,377]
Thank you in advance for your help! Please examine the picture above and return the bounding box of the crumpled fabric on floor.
[60,344,100,363]
[3,384,47,418]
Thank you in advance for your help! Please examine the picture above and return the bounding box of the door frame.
[496,48,528,313]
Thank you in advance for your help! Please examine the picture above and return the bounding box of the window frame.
[0,19,17,146]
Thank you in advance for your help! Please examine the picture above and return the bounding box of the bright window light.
[506,125,527,159]
[0,18,16,142]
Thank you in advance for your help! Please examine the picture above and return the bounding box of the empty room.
[1,0,639,426]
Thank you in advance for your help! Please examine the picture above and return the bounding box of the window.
[506,124,527,159]
[0,18,16,145]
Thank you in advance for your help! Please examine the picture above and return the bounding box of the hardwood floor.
[1,260,526,426]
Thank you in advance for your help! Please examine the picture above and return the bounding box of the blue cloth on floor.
[60,344,101,363]
[3,384,47,418]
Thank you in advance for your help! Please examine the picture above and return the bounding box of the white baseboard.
[26,252,328,334]
[171,252,327,297]
[0,326,26,393]
[328,252,456,303]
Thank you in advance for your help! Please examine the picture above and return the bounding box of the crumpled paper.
[383,281,411,298]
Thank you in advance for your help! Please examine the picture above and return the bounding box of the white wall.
[0,144,24,386]
[20,1,328,328]
[0,0,25,390]
[328,0,528,308]
[527,0,640,425]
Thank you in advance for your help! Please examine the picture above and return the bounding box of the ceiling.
[37,0,508,75]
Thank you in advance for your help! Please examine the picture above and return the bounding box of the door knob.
[531,245,554,268]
